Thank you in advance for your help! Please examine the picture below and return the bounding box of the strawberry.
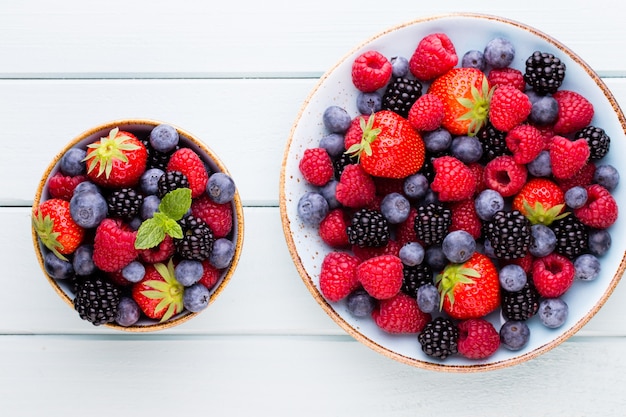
[449,198,482,239]
[318,209,350,248]
[84,127,148,188]
[573,184,618,229]
[427,67,491,136]
[409,33,458,81]
[33,198,85,260]
[372,292,431,334]
[92,218,139,272]
[298,147,333,186]
[335,164,376,208]
[407,93,444,131]
[436,252,500,320]
[489,85,532,132]
[431,156,477,202]
[505,124,545,164]
[47,172,87,201]
[457,318,500,359]
[356,254,403,300]
[553,90,594,135]
[532,253,575,298]
[198,259,221,289]
[487,67,525,91]
[190,194,233,238]
[319,251,360,302]
[512,178,566,225]
[346,110,425,179]
[483,155,527,197]
[167,148,209,198]
[351,50,392,92]
[550,136,590,179]
[132,259,184,321]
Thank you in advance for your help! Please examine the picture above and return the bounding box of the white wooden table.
[2,1,626,415]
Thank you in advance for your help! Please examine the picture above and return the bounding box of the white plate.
[280,13,626,371]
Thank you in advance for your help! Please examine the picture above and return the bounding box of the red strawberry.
[346,110,425,179]
[47,172,87,201]
[489,85,532,132]
[352,239,401,262]
[356,254,403,300]
[138,235,176,263]
[431,156,477,202]
[487,67,525,91]
[483,155,527,197]
[92,218,139,272]
[335,164,376,208]
[167,148,209,198]
[198,259,221,289]
[84,127,148,188]
[573,184,618,229]
[553,90,594,135]
[512,178,566,225]
[457,318,500,359]
[409,33,458,81]
[33,198,85,260]
[436,252,500,320]
[372,292,431,334]
[132,259,184,321]
[550,136,590,179]
[532,253,575,298]
[190,194,233,238]
[351,50,392,92]
[449,198,482,239]
[505,124,545,164]
[407,93,444,131]
[319,251,360,302]
[299,147,334,186]
[318,209,350,248]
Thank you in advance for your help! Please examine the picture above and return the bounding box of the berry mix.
[295,33,619,360]
[33,124,238,327]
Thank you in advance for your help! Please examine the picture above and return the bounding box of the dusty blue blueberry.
[399,242,425,266]
[451,135,483,164]
[115,297,141,327]
[210,238,235,269]
[530,96,559,125]
[442,230,476,263]
[175,259,204,286]
[44,251,74,279]
[498,264,527,292]
[346,289,376,317]
[356,92,382,114]
[474,189,504,221]
[422,189,440,206]
[593,164,619,191]
[422,128,452,153]
[403,173,429,200]
[140,168,164,195]
[564,186,587,209]
[538,298,568,328]
[59,147,87,176]
[72,244,95,276]
[122,261,146,283]
[70,190,108,228]
[319,180,340,210]
[484,37,515,68]
[73,181,100,196]
[499,320,530,351]
[417,284,440,314]
[323,106,351,133]
[461,50,486,71]
[183,283,211,312]
[319,133,345,158]
[140,195,161,220]
[150,124,179,153]
[527,150,552,177]
[207,172,236,204]
[588,229,611,256]
[574,254,601,281]
[425,245,447,271]
[297,191,329,226]
[529,224,557,257]
[380,192,410,224]
[390,56,410,77]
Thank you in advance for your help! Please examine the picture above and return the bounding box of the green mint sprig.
[134,188,192,250]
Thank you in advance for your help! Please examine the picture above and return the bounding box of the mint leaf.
[162,217,183,239]
[135,218,166,249]
[159,188,192,220]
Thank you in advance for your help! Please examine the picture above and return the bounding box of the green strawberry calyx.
[135,187,192,249]
[32,209,67,261]
[83,127,140,179]
[345,113,381,161]
[522,200,568,226]
[435,264,481,311]
[141,258,184,322]
[456,75,494,136]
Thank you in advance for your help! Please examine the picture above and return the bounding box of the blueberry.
[72,244,95,276]
[530,96,559,125]
[461,50,486,71]
[121,261,146,283]
[346,288,376,317]
[593,164,620,191]
[483,37,515,68]
[390,56,410,77]
[422,128,452,153]
[297,192,329,226]
[425,245,447,271]
[563,186,587,209]
[59,147,87,176]
[538,298,568,328]
[175,259,204,286]
[323,106,351,133]
[574,254,601,281]
[141,195,161,220]
[474,189,504,221]
[482,239,496,258]
[525,89,542,104]
[149,124,179,153]
[442,230,476,264]
[356,92,382,114]
[210,238,235,269]
[451,135,483,164]
[527,150,552,177]
[417,284,440,313]
[128,216,143,231]
[588,229,612,256]
[183,283,211,312]
[73,181,100,195]
[380,192,410,224]
[319,133,345,158]
[403,173,429,200]
[140,168,164,195]
[422,189,440,206]
[499,320,530,351]
[528,224,557,257]
[44,251,74,279]
[207,172,236,204]
[399,242,425,266]
[319,180,340,210]
[69,190,108,228]
[115,297,141,327]
[498,264,527,292]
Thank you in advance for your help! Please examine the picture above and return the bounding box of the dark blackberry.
[418,317,459,360]
[575,126,610,160]
[381,77,422,118]
[401,262,434,298]
[347,208,390,248]
[414,203,452,246]
[483,210,532,260]
[524,51,566,95]
[141,138,179,171]
[501,281,540,321]
[157,170,189,198]
[176,215,214,261]
[477,123,510,164]
[73,275,121,326]
[551,214,589,259]
[106,187,143,220]
[333,153,358,179]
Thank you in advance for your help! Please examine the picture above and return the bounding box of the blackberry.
[477,123,510,164]
[141,138,179,171]
[524,51,566,95]
[501,281,540,321]
[176,215,214,261]
[333,153,358,179]
[575,126,610,160]
[347,208,390,248]
[483,210,531,260]
[157,170,189,198]
[551,214,589,259]
[401,262,434,298]
[107,187,143,220]
[73,275,121,326]
[381,77,422,118]
[418,317,459,360]
[414,203,452,246]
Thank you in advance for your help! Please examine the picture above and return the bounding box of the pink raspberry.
[351,51,392,92]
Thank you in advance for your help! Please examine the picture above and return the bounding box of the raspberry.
[487,67,525,91]
[48,172,87,201]
[573,184,618,229]
[343,115,367,151]
[318,209,350,248]
[372,292,431,334]
[449,198,482,239]
[138,235,176,263]
[483,155,527,197]
[552,90,594,135]
[395,207,419,246]
[550,136,590,180]
[335,164,376,208]
[198,259,221,289]
[352,239,401,262]
[167,148,209,198]
[191,194,233,238]
[505,124,545,164]
[407,93,444,131]
[351,50,392,92]
[356,254,403,300]
[92,218,139,272]
[489,85,532,132]
[457,318,500,360]
[532,253,575,298]
[298,147,334,186]
[319,251,360,302]
[555,162,595,191]
[430,156,477,202]
[409,33,458,81]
